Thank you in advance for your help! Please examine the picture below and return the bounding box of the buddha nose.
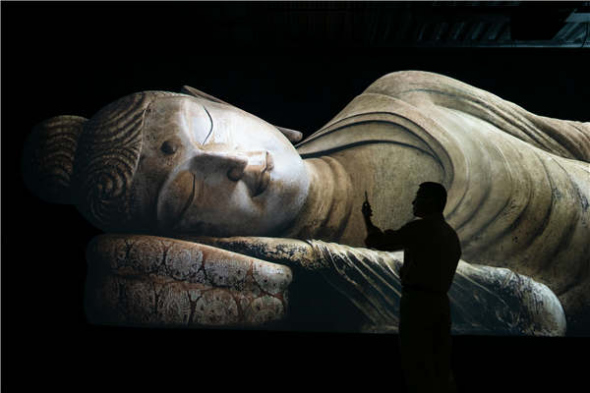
[188,150,248,181]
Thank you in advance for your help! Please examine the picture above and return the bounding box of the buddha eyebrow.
[202,105,214,144]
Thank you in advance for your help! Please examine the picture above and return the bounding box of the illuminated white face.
[131,95,309,236]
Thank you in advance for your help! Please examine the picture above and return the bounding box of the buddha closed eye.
[161,139,178,155]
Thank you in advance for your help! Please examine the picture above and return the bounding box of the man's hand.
[362,199,373,219]
[362,191,373,218]
[362,192,380,235]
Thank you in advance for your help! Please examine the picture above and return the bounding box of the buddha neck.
[284,156,354,242]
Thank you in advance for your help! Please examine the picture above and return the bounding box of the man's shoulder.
[398,219,424,237]
[401,218,424,229]
[400,217,456,236]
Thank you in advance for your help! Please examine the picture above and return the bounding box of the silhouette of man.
[363,182,461,393]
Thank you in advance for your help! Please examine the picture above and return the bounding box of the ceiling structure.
[260,1,590,48]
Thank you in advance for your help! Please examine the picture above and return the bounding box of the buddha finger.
[179,235,321,271]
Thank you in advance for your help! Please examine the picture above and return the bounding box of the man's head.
[412,182,447,218]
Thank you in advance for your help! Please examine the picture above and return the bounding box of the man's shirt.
[365,215,461,293]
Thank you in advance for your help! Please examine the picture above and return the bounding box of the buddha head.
[22,87,310,237]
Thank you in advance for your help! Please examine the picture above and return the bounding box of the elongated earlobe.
[181,85,303,144]
[181,85,229,105]
[274,125,303,143]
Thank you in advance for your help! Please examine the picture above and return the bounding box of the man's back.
[397,215,461,294]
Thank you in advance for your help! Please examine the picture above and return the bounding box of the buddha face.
[130,95,310,236]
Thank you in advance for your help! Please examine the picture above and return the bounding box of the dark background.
[3,2,589,391]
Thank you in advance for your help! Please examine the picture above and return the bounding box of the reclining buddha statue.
[22,71,590,336]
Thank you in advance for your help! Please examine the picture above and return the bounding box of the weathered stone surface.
[24,71,589,334]
[86,234,292,328]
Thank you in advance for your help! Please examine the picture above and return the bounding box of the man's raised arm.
[362,193,403,251]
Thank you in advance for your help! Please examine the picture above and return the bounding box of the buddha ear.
[181,85,229,105]
[181,85,303,144]
[273,125,303,143]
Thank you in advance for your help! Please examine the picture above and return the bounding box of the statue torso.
[296,71,590,308]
